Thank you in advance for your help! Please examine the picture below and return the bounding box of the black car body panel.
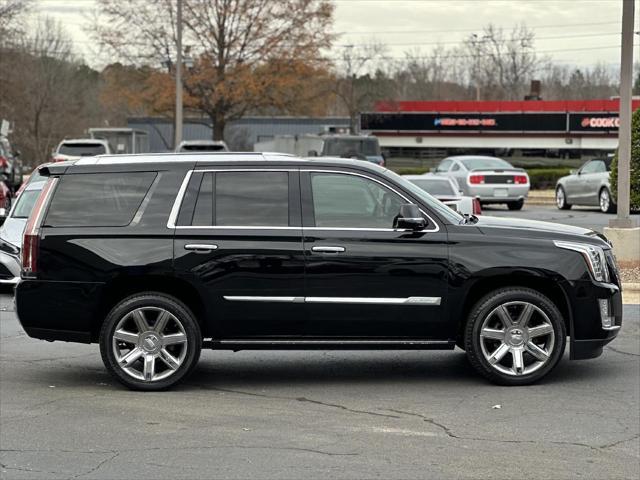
[15,154,621,362]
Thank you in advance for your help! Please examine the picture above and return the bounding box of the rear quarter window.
[45,172,156,227]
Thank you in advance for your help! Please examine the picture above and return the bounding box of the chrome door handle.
[184,244,218,253]
[311,246,345,253]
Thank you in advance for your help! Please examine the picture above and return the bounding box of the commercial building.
[360,99,640,160]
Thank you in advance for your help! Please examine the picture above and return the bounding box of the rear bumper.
[15,280,103,343]
[467,184,529,202]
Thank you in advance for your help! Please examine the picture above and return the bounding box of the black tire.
[99,292,202,391]
[464,287,566,386]
[507,199,524,211]
[555,186,571,210]
[599,187,616,214]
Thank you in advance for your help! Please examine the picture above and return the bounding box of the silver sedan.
[555,158,615,213]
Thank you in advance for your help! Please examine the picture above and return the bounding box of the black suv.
[15,153,622,390]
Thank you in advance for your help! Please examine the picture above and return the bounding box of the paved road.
[1,294,638,479]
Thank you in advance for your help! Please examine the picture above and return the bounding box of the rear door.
[172,167,306,338]
[300,168,449,338]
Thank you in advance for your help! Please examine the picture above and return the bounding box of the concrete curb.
[526,190,555,206]
[623,283,640,292]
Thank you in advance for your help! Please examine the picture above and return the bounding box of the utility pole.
[174,0,183,149]
[611,0,635,228]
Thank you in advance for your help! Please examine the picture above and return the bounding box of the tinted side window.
[46,172,156,227]
[451,163,460,172]
[216,172,289,226]
[311,173,404,228]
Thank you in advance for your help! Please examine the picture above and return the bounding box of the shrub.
[393,167,431,175]
[526,168,572,190]
[611,107,640,210]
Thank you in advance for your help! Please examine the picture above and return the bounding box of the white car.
[404,174,481,216]
[176,140,229,152]
[53,138,111,162]
[0,178,46,285]
[434,155,529,210]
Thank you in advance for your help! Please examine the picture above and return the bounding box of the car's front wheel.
[464,287,566,386]
[99,293,202,391]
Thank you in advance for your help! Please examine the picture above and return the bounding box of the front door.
[300,169,449,338]
[173,168,306,338]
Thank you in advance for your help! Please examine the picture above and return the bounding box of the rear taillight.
[473,198,482,215]
[22,178,58,278]
[514,175,528,184]
[469,174,485,184]
[0,156,8,168]
[52,156,66,163]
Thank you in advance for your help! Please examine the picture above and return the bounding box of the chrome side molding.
[223,296,441,306]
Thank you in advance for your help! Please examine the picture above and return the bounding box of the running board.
[203,339,456,351]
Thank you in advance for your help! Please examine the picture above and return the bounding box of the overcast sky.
[33,0,636,69]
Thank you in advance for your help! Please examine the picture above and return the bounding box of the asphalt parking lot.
[484,203,618,233]
[1,204,639,479]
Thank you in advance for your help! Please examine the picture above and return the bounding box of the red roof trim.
[375,100,640,113]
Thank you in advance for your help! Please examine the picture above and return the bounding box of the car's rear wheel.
[464,287,566,386]
[99,293,201,391]
[599,187,615,214]
[556,186,571,210]
[507,199,524,210]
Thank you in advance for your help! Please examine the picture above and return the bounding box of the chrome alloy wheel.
[111,307,188,382]
[556,188,565,208]
[600,189,610,213]
[479,301,555,376]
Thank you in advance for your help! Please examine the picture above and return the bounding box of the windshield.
[409,178,457,196]
[323,138,380,157]
[59,143,106,156]
[384,169,464,223]
[460,157,512,170]
[12,189,42,218]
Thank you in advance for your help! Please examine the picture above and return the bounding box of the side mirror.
[13,149,20,157]
[394,204,427,230]
[308,150,318,157]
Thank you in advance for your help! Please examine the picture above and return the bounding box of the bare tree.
[0,0,30,39]
[464,24,539,100]
[93,0,334,140]
[334,42,387,132]
[0,17,101,165]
